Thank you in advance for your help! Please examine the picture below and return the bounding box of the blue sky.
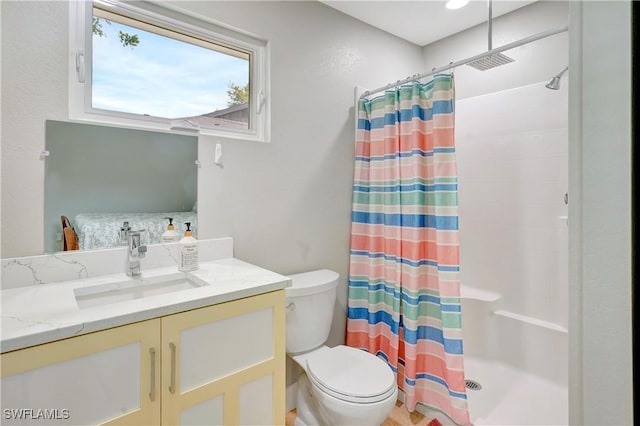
[92,19,249,119]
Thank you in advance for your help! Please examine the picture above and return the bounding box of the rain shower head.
[466,0,515,71]
[467,53,514,71]
[545,66,568,90]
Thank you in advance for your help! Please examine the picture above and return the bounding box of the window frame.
[69,0,270,142]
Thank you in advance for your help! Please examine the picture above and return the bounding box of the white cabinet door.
[0,319,161,426]
[1,291,285,426]
[161,290,285,425]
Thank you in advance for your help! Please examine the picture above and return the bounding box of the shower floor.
[463,356,568,425]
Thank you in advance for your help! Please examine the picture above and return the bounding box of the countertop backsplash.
[1,238,234,291]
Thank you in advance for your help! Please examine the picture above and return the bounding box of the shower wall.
[455,81,568,385]
[420,0,570,385]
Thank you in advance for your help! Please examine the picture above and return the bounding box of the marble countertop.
[0,258,291,353]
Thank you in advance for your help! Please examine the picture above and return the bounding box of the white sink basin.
[74,272,209,309]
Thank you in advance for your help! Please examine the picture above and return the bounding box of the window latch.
[76,49,85,83]
[256,90,266,114]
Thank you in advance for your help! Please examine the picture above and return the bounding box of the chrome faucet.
[127,230,147,276]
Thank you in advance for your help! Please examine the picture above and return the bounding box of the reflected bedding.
[73,211,197,250]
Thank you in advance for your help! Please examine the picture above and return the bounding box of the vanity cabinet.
[0,290,285,426]
[162,289,286,425]
[0,319,161,425]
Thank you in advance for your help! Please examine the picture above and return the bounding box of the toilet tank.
[285,269,339,354]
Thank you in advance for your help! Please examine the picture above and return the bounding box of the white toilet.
[286,269,398,426]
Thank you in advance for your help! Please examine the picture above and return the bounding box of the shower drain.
[465,379,482,391]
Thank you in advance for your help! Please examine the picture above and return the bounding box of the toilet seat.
[306,345,396,404]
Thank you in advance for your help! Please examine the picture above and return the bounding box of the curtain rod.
[360,25,569,99]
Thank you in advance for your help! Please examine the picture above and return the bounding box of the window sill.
[68,111,270,143]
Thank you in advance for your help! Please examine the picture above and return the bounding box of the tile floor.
[286,400,441,426]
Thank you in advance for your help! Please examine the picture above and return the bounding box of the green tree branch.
[93,17,139,48]
[226,82,249,107]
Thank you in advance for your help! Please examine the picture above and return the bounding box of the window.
[69,1,270,142]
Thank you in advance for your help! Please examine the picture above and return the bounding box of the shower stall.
[352,76,569,425]
[453,79,569,425]
[353,3,570,422]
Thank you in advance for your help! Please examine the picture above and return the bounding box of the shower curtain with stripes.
[346,74,470,425]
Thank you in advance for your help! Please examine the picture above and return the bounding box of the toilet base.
[295,373,324,426]
[294,370,398,426]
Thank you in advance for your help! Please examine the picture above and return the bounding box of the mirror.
[44,120,198,253]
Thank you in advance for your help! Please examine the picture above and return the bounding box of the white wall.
[0,0,423,345]
[1,1,69,258]
[568,2,633,425]
[456,82,568,331]
[422,1,569,100]
[160,1,425,349]
[456,82,568,387]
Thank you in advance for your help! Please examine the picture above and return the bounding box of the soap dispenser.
[161,217,180,243]
[179,222,198,272]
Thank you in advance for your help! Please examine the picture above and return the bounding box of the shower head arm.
[487,0,493,50]
[556,66,569,79]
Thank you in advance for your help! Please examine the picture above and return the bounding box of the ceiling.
[321,0,537,46]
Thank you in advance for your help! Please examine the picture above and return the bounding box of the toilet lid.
[306,345,396,403]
